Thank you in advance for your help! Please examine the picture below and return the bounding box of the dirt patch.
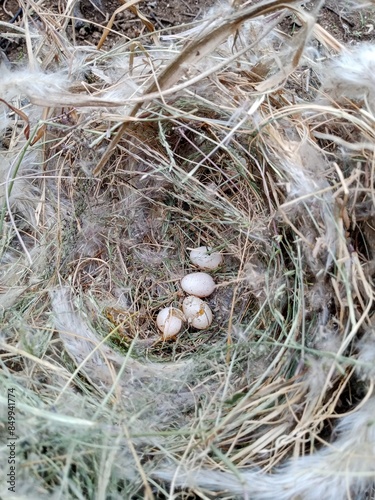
[280,1,375,44]
[78,0,215,30]
[76,0,217,46]
[1,1,375,63]
[0,0,216,62]
[319,0,375,43]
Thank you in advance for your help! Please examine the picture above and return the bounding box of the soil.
[318,0,375,43]
[1,0,374,63]
[0,0,216,61]
[75,0,217,43]
[281,0,375,44]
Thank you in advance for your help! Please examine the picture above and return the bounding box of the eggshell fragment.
[181,272,216,298]
[190,246,223,270]
[182,296,213,330]
[156,307,184,338]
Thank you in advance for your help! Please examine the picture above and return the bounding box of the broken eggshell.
[190,246,223,270]
[182,295,213,330]
[181,272,216,298]
[156,307,184,338]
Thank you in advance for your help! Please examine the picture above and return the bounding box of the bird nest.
[1,0,375,498]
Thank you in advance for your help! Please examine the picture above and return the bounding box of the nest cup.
[1,0,375,498]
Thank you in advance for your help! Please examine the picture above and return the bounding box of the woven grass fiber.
[1,0,375,498]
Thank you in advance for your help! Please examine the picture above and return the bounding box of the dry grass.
[1,0,375,498]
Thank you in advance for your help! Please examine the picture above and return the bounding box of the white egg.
[182,296,213,330]
[156,307,184,338]
[181,272,216,298]
[190,246,223,270]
